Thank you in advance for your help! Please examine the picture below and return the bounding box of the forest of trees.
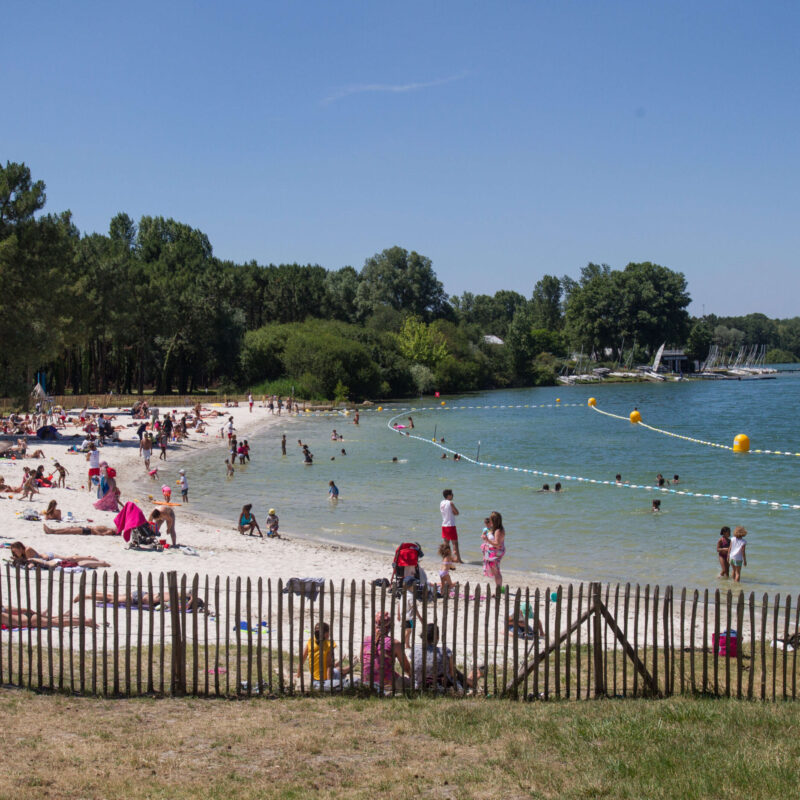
[1,161,797,403]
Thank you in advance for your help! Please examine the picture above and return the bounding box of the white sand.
[0,404,567,596]
[3,404,760,662]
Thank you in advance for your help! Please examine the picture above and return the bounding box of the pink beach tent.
[114,501,149,543]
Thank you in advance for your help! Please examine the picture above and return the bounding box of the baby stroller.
[115,501,163,551]
[391,542,423,587]
[127,523,163,551]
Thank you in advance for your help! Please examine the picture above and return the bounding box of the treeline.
[0,161,795,403]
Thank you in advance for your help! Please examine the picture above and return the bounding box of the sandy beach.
[0,403,568,597]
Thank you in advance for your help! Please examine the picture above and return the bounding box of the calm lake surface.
[182,370,800,595]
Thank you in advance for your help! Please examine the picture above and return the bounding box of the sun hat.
[179,469,185,474]
[269,508,276,515]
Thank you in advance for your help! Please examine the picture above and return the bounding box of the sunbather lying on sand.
[1,605,99,629]
[43,523,118,536]
[10,542,110,570]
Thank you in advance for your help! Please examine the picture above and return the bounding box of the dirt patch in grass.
[1,691,799,799]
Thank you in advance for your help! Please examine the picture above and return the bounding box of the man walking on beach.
[440,489,463,563]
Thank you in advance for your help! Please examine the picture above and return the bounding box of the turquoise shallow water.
[181,371,800,595]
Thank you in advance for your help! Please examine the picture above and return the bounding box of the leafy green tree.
[356,246,447,319]
[321,266,360,322]
[0,162,75,398]
[685,320,713,362]
[530,275,563,330]
[395,316,449,368]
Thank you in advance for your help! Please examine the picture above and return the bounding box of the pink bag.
[712,631,738,658]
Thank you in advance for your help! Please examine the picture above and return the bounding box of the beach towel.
[114,501,149,543]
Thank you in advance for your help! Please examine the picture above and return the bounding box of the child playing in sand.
[729,526,747,582]
[438,543,456,594]
[161,484,172,503]
[717,526,731,577]
[53,461,68,488]
[265,509,280,537]
[19,472,39,501]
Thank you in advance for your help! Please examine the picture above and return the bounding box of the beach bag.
[712,630,738,658]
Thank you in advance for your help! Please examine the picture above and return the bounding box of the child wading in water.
[729,526,747,582]
[438,543,456,595]
[717,526,731,578]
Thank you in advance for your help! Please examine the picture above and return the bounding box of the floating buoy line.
[385,403,800,511]
[588,398,800,457]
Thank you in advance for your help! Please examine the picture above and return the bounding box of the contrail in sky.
[322,72,469,105]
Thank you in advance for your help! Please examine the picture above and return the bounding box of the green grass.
[1,691,799,799]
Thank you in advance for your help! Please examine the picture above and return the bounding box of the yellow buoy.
[441,401,446,406]
[733,433,750,453]
[630,409,641,424]
[588,397,596,407]
[377,406,382,411]
[556,398,561,403]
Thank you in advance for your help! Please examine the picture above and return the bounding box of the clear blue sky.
[4,1,798,317]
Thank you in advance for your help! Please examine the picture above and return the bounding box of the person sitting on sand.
[43,522,118,536]
[10,541,110,570]
[43,500,62,521]
[238,504,263,537]
[148,506,178,546]
[297,621,356,688]
[412,623,482,692]
[508,602,545,639]
[361,611,411,690]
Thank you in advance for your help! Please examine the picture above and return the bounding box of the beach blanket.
[114,501,148,543]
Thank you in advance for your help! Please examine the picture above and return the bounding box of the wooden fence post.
[167,571,185,696]
[592,583,605,698]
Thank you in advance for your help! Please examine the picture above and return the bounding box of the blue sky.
[3,1,798,317]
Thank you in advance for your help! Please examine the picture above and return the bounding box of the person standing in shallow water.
[440,489,462,563]
[281,434,287,456]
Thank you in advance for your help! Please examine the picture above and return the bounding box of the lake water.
[179,370,800,596]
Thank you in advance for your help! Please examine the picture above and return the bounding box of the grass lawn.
[1,690,799,799]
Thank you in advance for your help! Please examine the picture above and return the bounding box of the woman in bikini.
[10,541,111,570]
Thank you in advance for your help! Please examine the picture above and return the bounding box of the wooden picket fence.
[2,565,799,701]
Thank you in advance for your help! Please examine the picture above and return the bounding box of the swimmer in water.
[554,482,562,492]
[672,474,680,485]
[440,453,448,459]
[652,499,661,512]
[615,474,622,484]
[408,417,414,429]
[341,448,347,456]
[392,457,398,462]
[453,453,461,461]
[538,484,550,493]
[657,476,666,488]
